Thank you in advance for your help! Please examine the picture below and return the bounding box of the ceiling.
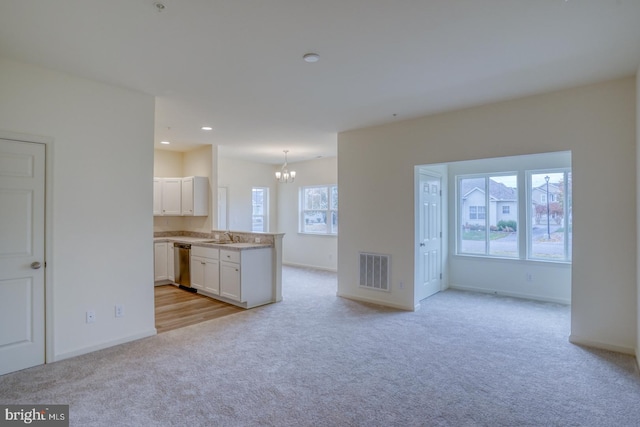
[1,1,639,164]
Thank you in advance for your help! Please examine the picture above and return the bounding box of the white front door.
[0,139,45,375]
[417,173,442,301]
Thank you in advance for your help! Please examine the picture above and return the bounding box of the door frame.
[0,130,54,364]
[414,166,447,309]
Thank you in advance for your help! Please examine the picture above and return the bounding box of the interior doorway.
[0,138,46,375]
[415,170,443,303]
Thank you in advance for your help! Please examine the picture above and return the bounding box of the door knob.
[31,261,42,269]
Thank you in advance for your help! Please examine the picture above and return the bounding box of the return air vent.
[359,252,390,291]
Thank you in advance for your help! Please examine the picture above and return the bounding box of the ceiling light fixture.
[160,141,170,145]
[303,53,320,63]
[275,150,296,183]
[201,126,213,131]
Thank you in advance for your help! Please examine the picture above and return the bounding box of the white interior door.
[417,172,442,301]
[0,139,45,375]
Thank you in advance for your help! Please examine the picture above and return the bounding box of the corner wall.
[339,77,637,353]
[0,58,156,361]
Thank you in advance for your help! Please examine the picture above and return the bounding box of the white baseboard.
[53,329,157,362]
[283,261,337,273]
[336,291,414,311]
[569,334,636,356]
[449,283,571,305]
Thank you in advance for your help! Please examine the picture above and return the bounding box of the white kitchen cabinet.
[190,246,219,295]
[153,176,208,216]
[181,176,209,216]
[159,178,182,216]
[218,248,272,307]
[220,260,241,301]
[153,178,163,216]
[168,244,175,282]
[154,242,169,281]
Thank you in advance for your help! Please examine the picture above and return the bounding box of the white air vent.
[359,252,390,291]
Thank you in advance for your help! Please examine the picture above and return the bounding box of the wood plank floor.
[155,285,244,333]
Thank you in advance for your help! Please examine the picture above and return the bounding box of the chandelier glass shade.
[275,150,296,183]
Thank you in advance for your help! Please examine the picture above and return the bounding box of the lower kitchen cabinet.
[191,246,220,295]
[217,248,272,308]
[220,260,241,300]
[154,242,168,282]
[168,244,175,282]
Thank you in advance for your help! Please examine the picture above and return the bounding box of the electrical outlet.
[255,237,261,243]
[86,310,96,323]
[399,281,404,290]
[115,304,125,318]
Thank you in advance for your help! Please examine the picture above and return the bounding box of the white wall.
[278,157,338,271]
[218,156,278,233]
[0,58,156,361]
[637,67,640,361]
[339,77,637,353]
[447,152,572,304]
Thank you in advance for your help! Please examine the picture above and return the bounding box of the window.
[456,169,572,262]
[458,175,518,258]
[469,206,486,220]
[300,185,338,235]
[528,170,572,261]
[251,187,268,232]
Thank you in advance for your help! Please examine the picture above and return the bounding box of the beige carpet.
[1,266,639,426]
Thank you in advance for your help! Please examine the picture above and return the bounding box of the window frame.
[299,185,338,235]
[457,173,519,259]
[251,187,269,232]
[526,168,572,263]
[455,169,571,264]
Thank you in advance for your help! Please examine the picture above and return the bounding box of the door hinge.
[439,231,442,238]
[439,190,442,196]
[440,273,442,280]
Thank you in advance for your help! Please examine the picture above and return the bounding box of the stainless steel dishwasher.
[174,243,196,292]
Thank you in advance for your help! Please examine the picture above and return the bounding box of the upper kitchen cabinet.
[182,176,209,216]
[154,176,208,217]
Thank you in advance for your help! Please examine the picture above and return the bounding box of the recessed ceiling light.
[160,141,170,145]
[201,126,213,131]
[303,53,320,63]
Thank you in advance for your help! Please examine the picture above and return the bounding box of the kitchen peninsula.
[154,231,284,309]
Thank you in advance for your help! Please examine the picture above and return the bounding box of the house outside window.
[458,175,518,257]
[300,185,338,235]
[251,187,268,232]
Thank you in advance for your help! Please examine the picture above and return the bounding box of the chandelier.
[275,150,296,183]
